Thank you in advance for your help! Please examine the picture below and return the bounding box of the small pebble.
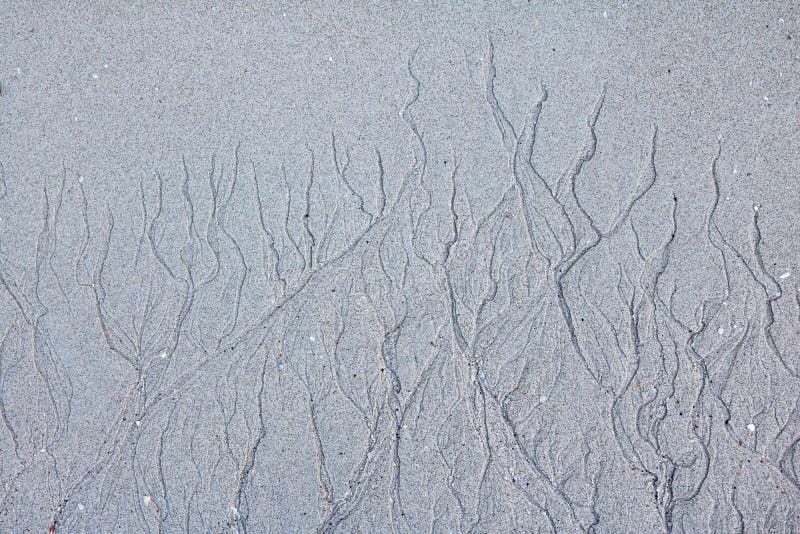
[747,423,756,433]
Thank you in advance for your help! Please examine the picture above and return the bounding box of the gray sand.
[1,2,799,533]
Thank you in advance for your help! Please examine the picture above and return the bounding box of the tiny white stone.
[103,63,109,69]
[779,272,791,279]
[135,420,141,427]
[143,495,153,506]
[92,73,98,79]
[328,57,333,62]
[753,204,759,211]
[309,335,316,342]
[539,395,548,404]
[16,67,21,75]
[78,176,84,183]
[277,360,284,370]
[718,328,724,335]
[732,165,737,174]
[159,351,168,359]
[763,95,769,101]
[747,423,756,432]
[603,9,608,17]
[77,503,85,511]
[40,448,46,453]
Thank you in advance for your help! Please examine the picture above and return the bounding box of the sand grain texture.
[1,2,799,533]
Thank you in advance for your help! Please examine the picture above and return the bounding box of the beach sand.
[1,2,799,532]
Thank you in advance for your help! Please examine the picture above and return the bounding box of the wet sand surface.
[1,2,799,532]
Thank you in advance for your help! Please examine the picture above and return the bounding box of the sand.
[1,2,799,532]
